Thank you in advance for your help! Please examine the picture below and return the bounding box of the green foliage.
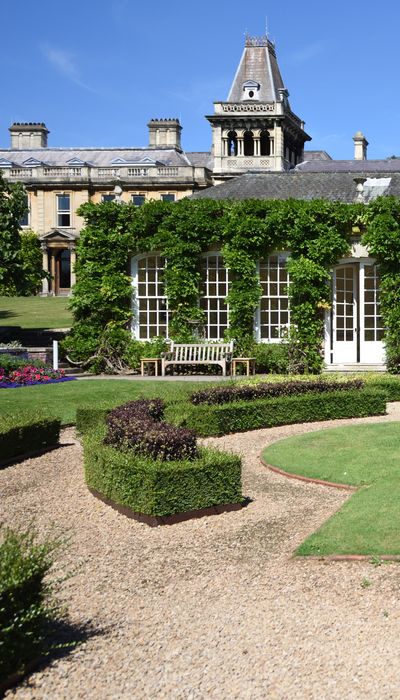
[65,197,357,372]
[364,197,400,373]
[0,411,60,465]
[0,172,28,295]
[83,424,242,516]
[170,388,387,437]
[0,526,60,683]
[19,231,48,296]
[125,336,168,371]
[252,343,289,374]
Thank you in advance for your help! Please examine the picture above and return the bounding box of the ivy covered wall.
[63,197,388,374]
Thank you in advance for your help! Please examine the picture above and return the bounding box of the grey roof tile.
[190,171,400,203]
[0,147,192,168]
[296,158,400,173]
[227,40,285,103]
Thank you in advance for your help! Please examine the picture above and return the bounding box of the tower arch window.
[260,130,271,156]
[243,130,254,156]
[200,254,231,340]
[131,254,169,340]
[227,131,238,156]
[257,254,290,341]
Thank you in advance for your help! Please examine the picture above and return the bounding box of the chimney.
[9,122,49,149]
[148,118,182,149]
[353,130,368,160]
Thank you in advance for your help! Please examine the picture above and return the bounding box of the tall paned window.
[20,194,30,227]
[56,194,71,227]
[364,264,383,341]
[258,255,290,341]
[200,254,230,339]
[134,255,169,339]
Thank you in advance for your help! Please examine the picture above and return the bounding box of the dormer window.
[242,80,260,101]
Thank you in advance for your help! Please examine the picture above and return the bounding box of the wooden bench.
[161,341,234,376]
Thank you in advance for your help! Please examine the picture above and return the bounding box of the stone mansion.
[2,34,400,370]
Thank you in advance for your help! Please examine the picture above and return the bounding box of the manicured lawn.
[263,423,400,556]
[0,296,72,329]
[0,379,215,425]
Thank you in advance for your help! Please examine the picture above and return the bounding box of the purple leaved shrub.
[190,379,365,406]
[105,398,198,461]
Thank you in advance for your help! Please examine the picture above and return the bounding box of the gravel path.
[3,404,400,699]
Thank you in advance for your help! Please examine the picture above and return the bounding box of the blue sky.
[1,0,399,159]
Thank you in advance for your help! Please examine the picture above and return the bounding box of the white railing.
[157,167,179,176]
[9,168,32,177]
[43,167,82,177]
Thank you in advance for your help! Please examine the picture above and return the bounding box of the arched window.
[227,131,237,156]
[243,130,254,156]
[131,255,169,339]
[258,255,290,341]
[260,130,271,156]
[200,254,230,340]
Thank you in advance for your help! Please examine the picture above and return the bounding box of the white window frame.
[199,253,230,340]
[56,193,71,228]
[255,253,290,342]
[131,254,169,340]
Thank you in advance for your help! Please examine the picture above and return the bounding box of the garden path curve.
[3,402,400,699]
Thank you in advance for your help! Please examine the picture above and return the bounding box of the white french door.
[329,262,384,365]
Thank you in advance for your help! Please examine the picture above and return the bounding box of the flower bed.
[0,364,76,389]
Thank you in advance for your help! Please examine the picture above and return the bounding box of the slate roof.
[0,147,202,168]
[190,171,400,203]
[303,150,333,161]
[186,152,213,169]
[227,39,285,103]
[296,158,400,173]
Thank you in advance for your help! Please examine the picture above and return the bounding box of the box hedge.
[83,425,243,517]
[167,387,387,437]
[0,412,61,466]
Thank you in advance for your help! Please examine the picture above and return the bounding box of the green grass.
[0,296,72,329]
[0,379,216,425]
[263,423,400,556]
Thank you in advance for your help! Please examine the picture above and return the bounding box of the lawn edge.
[293,554,400,562]
[259,455,357,491]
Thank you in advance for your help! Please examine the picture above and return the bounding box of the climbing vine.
[364,196,400,373]
[65,197,362,373]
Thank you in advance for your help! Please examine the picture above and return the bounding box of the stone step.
[324,363,387,373]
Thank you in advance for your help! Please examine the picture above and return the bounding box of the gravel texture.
[3,403,400,699]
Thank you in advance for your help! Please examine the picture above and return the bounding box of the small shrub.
[126,336,169,371]
[252,343,289,374]
[105,399,198,461]
[0,353,30,373]
[190,378,364,406]
[0,526,60,684]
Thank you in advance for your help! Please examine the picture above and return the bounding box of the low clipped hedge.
[365,376,400,401]
[191,378,364,405]
[0,412,61,466]
[168,387,387,437]
[76,406,110,434]
[83,425,242,517]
